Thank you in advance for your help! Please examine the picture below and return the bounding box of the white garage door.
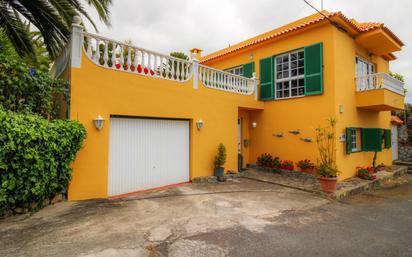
[108,117,189,196]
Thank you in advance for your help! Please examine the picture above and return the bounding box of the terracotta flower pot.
[301,168,314,174]
[319,176,338,193]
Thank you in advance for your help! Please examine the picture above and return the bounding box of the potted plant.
[356,166,376,180]
[296,159,315,174]
[214,143,227,180]
[257,153,281,172]
[280,160,294,171]
[315,118,340,193]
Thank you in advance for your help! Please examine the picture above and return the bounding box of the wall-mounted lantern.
[251,121,257,128]
[93,115,105,130]
[196,119,203,130]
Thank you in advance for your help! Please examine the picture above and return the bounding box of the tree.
[0,0,112,60]
[170,51,189,61]
[167,51,189,80]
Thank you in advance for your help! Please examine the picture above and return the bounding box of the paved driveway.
[0,178,328,257]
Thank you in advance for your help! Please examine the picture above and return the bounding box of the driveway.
[2,175,411,257]
[0,178,329,257]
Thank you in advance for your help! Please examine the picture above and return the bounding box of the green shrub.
[257,153,280,170]
[214,144,227,168]
[0,109,86,215]
[0,52,69,118]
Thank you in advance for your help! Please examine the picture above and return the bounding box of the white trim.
[274,49,305,99]
[225,65,243,76]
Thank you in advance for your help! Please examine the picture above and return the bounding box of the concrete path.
[1,175,411,257]
[0,178,328,257]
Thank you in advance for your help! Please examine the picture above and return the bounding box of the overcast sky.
[84,0,411,102]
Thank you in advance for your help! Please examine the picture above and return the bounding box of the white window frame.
[274,49,305,99]
[356,56,375,77]
[356,56,376,90]
[225,65,243,76]
[351,128,358,151]
[351,128,362,152]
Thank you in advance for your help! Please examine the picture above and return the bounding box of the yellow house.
[53,11,405,200]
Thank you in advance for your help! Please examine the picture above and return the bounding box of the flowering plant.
[296,159,315,170]
[257,153,281,170]
[356,166,376,180]
[280,160,294,171]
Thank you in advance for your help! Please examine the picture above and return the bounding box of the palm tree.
[0,0,112,60]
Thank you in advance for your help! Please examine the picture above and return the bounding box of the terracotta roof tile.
[200,11,403,64]
[391,116,404,125]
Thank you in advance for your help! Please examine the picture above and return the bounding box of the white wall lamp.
[196,119,203,130]
[93,115,105,130]
[252,121,257,128]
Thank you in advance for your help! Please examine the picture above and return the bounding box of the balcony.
[355,73,405,111]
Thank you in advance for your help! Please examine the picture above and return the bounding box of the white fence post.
[252,72,258,100]
[192,53,199,90]
[71,16,84,68]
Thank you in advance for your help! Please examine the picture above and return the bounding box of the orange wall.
[332,27,393,179]
[68,52,263,200]
[205,24,336,171]
[205,22,399,180]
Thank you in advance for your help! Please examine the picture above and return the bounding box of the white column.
[71,16,84,68]
[192,53,199,90]
[252,72,258,100]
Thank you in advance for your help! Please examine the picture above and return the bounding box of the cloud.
[84,0,411,102]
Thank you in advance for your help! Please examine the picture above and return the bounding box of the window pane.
[291,69,297,77]
[291,80,298,88]
[298,59,304,67]
[283,81,289,89]
[283,89,290,97]
[277,91,283,98]
[298,51,304,59]
[277,72,282,79]
[291,61,297,69]
[276,82,283,90]
[283,71,289,78]
[291,88,298,96]
[291,53,297,60]
[298,67,304,75]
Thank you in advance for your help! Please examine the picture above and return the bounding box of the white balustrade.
[198,64,255,95]
[356,73,405,95]
[81,32,256,96]
[83,32,193,82]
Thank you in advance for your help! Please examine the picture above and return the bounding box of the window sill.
[274,95,305,101]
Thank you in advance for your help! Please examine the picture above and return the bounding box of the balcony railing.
[198,64,255,95]
[83,32,193,82]
[355,73,405,95]
[80,31,257,97]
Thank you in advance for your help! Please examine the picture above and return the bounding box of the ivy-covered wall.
[0,109,86,215]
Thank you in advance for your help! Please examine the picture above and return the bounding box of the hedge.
[0,109,86,215]
[0,50,69,119]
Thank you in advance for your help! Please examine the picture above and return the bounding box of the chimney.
[190,48,203,60]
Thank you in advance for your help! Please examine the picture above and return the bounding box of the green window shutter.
[304,42,323,96]
[384,129,391,149]
[346,128,353,155]
[242,62,255,78]
[259,57,274,100]
[361,128,383,152]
